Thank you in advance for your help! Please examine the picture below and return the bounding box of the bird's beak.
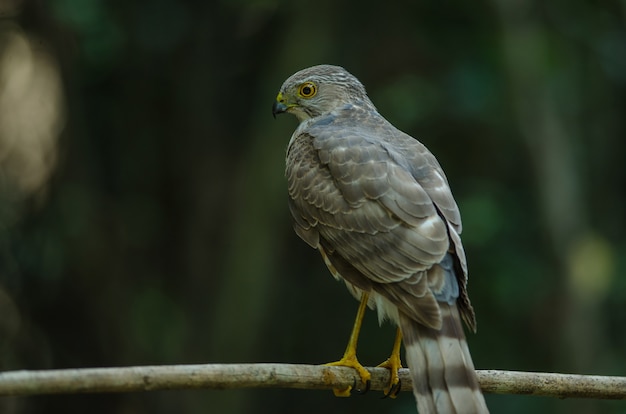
[272,92,289,119]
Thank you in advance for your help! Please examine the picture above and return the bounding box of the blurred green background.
[0,0,625,413]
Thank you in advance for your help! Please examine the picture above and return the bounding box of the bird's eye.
[298,82,317,98]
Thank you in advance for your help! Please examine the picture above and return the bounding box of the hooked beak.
[272,101,287,119]
[272,92,289,119]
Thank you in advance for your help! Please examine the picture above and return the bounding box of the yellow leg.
[377,327,403,398]
[324,292,371,397]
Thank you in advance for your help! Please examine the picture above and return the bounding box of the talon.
[377,358,402,398]
[355,379,370,394]
[391,379,401,397]
[325,357,371,397]
[382,379,401,399]
[324,293,372,397]
[378,328,404,399]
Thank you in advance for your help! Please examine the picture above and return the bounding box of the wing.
[286,105,470,328]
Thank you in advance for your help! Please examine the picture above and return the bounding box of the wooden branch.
[0,364,625,400]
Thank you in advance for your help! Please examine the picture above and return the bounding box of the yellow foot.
[325,355,372,397]
[378,327,403,398]
[377,355,402,398]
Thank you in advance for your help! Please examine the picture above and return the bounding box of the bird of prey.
[273,64,489,414]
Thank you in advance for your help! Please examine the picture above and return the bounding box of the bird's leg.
[377,327,403,398]
[324,292,371,397]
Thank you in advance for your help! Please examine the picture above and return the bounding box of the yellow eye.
[298,82,317,98]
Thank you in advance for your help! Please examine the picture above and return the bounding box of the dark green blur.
[0,1,625,413]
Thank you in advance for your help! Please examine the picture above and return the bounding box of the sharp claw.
[391,379,401,397]
[355,379,370,394]
[382,378,401,399]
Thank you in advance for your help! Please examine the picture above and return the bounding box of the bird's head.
[272,64,374,122]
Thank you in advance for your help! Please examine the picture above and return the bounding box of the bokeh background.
[0,0,625,413]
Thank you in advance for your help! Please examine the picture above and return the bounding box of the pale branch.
[0,364,625,400]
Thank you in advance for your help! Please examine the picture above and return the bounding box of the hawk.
[273,64,489,414]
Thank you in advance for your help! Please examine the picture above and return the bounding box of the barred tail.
[399,303,489,414]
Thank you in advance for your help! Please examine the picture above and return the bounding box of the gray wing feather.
[286,105,470,328]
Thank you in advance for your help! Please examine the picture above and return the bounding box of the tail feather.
[399,302,489,414]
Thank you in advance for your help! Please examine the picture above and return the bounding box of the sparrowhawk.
[273,64,489,414]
